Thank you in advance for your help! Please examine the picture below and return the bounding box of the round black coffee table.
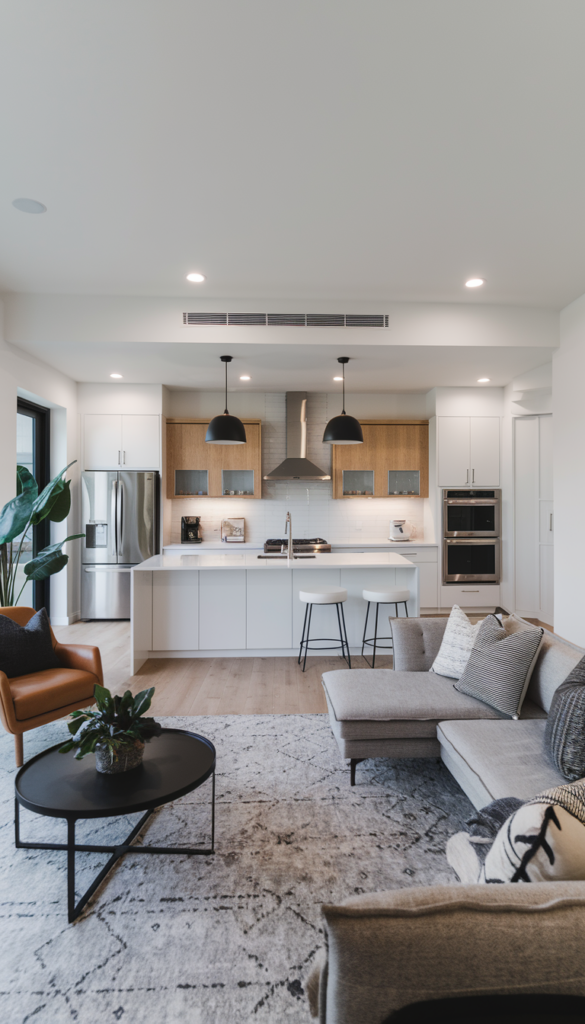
[14,728,216,922]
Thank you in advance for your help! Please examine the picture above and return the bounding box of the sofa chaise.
[322,614,583,804]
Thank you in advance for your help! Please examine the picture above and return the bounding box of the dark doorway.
[16,399,51,613]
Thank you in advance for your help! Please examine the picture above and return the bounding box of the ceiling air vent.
[183,312,389,327]
[183,312,227,325]
[306,314,345,327]
[267,313,306,326]
[346,314,389,328]
[228,312,267,325]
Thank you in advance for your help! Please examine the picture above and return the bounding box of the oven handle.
[444,499,499,505]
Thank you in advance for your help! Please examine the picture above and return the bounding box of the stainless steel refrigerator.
[81,471,159,619]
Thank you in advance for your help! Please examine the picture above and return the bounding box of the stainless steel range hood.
[263,393,331,481]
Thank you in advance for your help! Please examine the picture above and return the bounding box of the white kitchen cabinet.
[84,414,160,470]
[152,570,199,651]
[84,415,122,470]
[121,415,160,469]
[440,584,500,609]
[438,417,500,486]
[247,570,292,649]
[199,570,247,649]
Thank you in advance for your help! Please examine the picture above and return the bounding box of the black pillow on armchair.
[0,608,60,678]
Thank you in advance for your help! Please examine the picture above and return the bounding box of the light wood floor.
[52,620,393,716]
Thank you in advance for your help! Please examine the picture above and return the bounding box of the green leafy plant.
[59,684,162,761]
[0,461,84,606]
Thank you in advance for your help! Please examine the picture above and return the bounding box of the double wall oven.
[443,490,501,584]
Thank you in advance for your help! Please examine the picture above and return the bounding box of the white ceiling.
[18,340,553,392]
[1,2,585,307]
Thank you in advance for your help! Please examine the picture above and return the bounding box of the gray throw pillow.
[545,656,585,781]
[454,614,544,719]
[0,608,60,678]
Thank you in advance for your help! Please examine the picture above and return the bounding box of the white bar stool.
[298,587,351,672]
[361,588,410,668]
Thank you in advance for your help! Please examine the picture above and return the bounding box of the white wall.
[77,382,164,414]
[0,300,80,623]
[554,293,585,644]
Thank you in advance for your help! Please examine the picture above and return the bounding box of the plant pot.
[95,739,145,774]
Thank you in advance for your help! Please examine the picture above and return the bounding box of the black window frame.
[17,399,51,614]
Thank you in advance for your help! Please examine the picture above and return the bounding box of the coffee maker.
[181,516,202,543]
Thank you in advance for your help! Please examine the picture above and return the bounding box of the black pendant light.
[322,357,364,444]
[205,356,247,445]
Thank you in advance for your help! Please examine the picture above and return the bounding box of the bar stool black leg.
[361,602,370,658]
[298,604,309,665]
[340,602,351,668]
[302,604,313,672]
[372,603,380,668]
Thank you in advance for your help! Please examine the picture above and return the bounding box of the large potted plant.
[0,461,83,606]
[59,684,162,773]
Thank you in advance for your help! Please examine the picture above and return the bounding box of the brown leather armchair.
[0,607,101,767]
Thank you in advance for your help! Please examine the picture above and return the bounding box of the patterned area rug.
[0,715,472,1024]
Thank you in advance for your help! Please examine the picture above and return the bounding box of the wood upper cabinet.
[166,419,262,498]
[332,421,429,498]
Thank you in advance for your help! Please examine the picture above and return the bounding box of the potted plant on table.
[59,684,162,774]
[0,461,83,606]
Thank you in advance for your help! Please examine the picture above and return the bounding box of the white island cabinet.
[131,552,419,671]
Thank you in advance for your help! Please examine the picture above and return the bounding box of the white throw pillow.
[430,605,481,679]
[481,779,585,883]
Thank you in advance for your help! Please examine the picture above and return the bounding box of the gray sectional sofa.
[308,618,585,1022]
[322,614,583,804]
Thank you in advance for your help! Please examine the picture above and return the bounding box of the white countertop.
[162,539,437,552]
[137,552,417,571]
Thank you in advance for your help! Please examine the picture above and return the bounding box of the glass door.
[16,400,50,612]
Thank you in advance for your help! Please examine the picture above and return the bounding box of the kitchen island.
[131,552,418,671]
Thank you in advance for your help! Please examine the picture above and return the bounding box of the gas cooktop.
[264,537,331,553]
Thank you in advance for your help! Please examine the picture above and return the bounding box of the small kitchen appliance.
[181,516,202,543]
[389,520,412,542]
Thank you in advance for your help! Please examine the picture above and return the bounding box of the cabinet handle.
[549,512,553,531]
[472,469,475,484]
[466,469,469,484]
[122,450,126,465]
[118,450,121,465]
[462,589,480,593]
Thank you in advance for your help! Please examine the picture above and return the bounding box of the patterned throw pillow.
[430,604,481,679]
[0,608,60,679]
[454,614,544,719]
[481,780,585,883]
[545,656,585,780]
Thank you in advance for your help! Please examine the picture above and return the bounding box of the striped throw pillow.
[454,614,544,719]
[545,656,585,780]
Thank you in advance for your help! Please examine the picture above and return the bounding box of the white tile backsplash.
[170,393,427,544]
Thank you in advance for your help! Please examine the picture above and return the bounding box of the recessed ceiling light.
[110,373,123,379]
[465,278,484,288]
[239,375,251,381]
[12,197,47,214]
[186,272,205,283]
[477,378,490,383]
[333,376,343,381]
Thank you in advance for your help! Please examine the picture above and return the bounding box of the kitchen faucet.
[285,511,293,559]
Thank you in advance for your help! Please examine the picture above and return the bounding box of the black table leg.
[15,770,216,923]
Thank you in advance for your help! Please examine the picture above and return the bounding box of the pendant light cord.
[342,361,346,415]
[224,359,228,414]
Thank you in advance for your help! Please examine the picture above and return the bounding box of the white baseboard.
[51,611,80,626]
